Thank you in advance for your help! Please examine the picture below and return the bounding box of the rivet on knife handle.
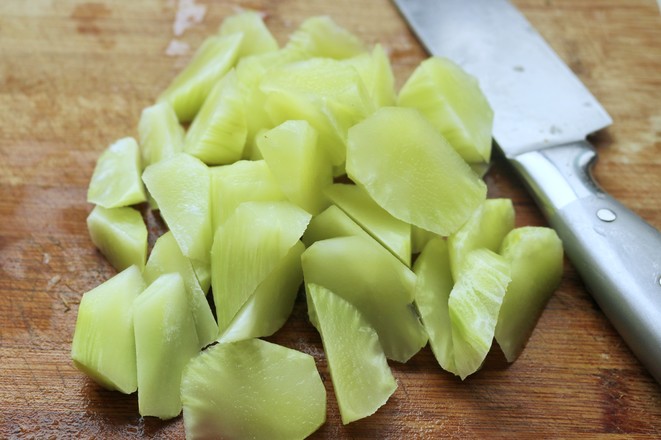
[511,141,661,383]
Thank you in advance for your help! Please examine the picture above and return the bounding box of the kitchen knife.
[393,0,661,383]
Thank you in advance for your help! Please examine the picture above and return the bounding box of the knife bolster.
[509,141,600,213]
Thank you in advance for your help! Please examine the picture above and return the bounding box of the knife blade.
[393,0,661,383]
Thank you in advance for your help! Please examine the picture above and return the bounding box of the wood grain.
[1,0,660,438]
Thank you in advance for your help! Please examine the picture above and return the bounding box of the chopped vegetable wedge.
[496,227,563,362]
[87,137,147,208]
[142,153,212,264]
[159,33,243,123]
[325,183,411,266]
[219,241,304,343]
[257,119,333,215]
[143,231,218,347]
[181,339,326,440]
[398,56,494,163]
[448,198,515,280]
[308,283,397,424]
[71,265,145,393]
[86,205,147,271]
[133,273,199,419]
[302,235,427,362]
[211,201,311,333]
[414,237,456,373]
[450,249,511,379]
[346,107,486,236]
[184,70,247,165]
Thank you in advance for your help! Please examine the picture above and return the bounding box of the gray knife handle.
[510,140,661,384]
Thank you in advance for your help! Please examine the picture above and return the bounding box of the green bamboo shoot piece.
[86,205,147,271]
[308,283,397,424]
[398,56,494,163]
[133,273,199,419]
[346,107,486,236]
[71,265,145,393]
[181,339,326,440]
[87,137,147,208]
[496,227,563,362]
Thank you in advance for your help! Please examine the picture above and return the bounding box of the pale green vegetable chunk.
[414,237,456,374]
[181,339,326,440]
[448,198,515,280]
[138,102,185,168]
[308,283,397,424]
[234,50,301,158]
[496,227,563,362]
[398,56,494,163]
[283,15,367,60]
[449,249,511,379]
[257,120,333,215]
[301,204,372,247]
[142,153,212,264]
[86,205,147,271]
[211,201,311,334]
[71,265,145,394]
[261,57,373,166]
[159,33,243,123]
[325,183,411,266]
[209,160,286,231]
[219,241,304,343]
[133,273,200,419]
[87,137,147,208]
[346,107,486,237]
[301,235,427,362]
[184,70,247,165]
[343,44,396,107]
[218,10,279,57]
[143,231,217,347]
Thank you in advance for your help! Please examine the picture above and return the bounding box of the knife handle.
[510,140,661,384]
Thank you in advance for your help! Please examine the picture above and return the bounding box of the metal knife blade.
[393,0,612,157]
[393,0,661,384]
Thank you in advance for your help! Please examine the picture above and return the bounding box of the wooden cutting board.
[1,0,660,438]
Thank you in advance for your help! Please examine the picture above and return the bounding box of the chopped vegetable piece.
[87,137,147,208]
[257,119,333,215]
[448,198,515,280]
[133,273,199,419]
[261,57,373,166]
[143,231,217,347]
[414,237,456,373]
[181,339,326,440]
[398,56,494,163]
[325,183,411,266]
[218,10,278,57]
[209,160,286,231]
[283,15,367,60]
[184,70,247,165]
[343,44,396,107]
[450,249,511,379]
[159,33,243,122]
[71,265,145,393]
[138,102,185,168]
[86,205,147,271]
[142,153,212,264]
[346,107,486,236]
[219,241,304,343]
[302,235,427,362]
[308,283,397,424]
[496,227,563,362]
[301,204,373,247]
[211,201,311,334]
